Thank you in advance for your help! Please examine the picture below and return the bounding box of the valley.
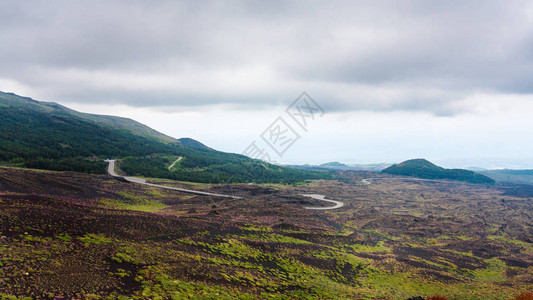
[2,2,533,299]
[0,91,531,299]
[106,158,343,209]
[1,166,531,299]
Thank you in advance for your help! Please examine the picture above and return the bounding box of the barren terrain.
[0,166,532,299]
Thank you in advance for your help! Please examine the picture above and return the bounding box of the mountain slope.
[178,137,210,149]
[0,99,186,174]
[0,91,178,144]
[0,91,328,183]
[382,159,495,184]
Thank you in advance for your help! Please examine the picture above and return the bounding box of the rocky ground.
[0,166,532,299]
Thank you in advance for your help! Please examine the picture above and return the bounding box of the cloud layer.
[1,0,533,115]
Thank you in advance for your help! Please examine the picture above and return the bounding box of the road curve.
[105,159,120,177]
[105,159,242,199]
[301,194,344,210]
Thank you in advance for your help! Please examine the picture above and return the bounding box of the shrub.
[513,292,533,300]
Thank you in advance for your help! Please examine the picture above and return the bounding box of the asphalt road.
[301,193,344,210]
[104,159,242,199]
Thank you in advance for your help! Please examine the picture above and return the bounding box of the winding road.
[105,159,345,209]
[105,159,242,199]
[301,194,344,210]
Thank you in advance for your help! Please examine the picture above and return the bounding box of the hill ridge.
[0,91,179,144]
[0,91,328,183]
[382,158,495,184]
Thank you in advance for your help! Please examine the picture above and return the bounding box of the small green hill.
[382,159,495,184]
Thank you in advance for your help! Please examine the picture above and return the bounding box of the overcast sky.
[1,0,533,168]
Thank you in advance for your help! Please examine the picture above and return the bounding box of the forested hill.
[0,91,177,143]
[0,91,329,183]
[382,159,495,184]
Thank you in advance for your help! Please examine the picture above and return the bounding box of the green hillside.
[382,159,495,184]
[177,137,210,149]
[0,91,177,144]
[0,91,329,183]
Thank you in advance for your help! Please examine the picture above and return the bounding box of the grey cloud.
[1,0,532,115]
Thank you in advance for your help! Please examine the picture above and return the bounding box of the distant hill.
[348,163,392,172]
[318,161,355,170]
[0,91,329,183]
[382,159,495,184]
[464,166,488,171]
[480,169,533,185]
[320,161,348,167]
[487,169,533,176]
[289,162,391,172]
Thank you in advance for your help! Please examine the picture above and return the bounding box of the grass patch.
[78,233,112,246]
[471,258,506,282]
[348,241,391,253]
[237,233,311,244]
[100,197,167,213]
[241,224,272,232]
[487,235,533,255]
[442,248,475,257]
[55,233,72,242]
